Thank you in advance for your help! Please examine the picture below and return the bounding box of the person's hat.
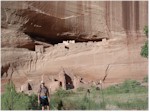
[41,80,44,84]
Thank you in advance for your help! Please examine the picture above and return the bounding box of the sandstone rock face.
[1,29,35,50]
[1,1,148,94]
[2,1,148,41]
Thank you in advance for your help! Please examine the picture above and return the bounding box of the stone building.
[35,45,44,53]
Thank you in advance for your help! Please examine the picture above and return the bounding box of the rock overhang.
[2,1,109,43]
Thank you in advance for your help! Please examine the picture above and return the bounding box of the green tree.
[141,26,148,58]
[144,26,148,37]
[13,93,30,110]
[28,94,39,110]
[1,81,30,110]
[1,81,17,110]
[141,41,148,58]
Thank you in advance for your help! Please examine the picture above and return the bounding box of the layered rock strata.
[1,1,148,94]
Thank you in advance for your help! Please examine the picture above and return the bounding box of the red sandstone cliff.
[1,1,148,93]
[2,1,148,41]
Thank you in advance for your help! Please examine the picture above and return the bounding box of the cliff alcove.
[1,1,148,94]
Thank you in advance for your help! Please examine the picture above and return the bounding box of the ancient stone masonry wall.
[1,38,148,93]
[1,1,148,93]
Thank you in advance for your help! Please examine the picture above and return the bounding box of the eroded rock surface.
[1,1,148,94]
[2,29,35,50]
[2,1,148,41]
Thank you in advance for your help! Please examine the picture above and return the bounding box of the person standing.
[38,81,50,110]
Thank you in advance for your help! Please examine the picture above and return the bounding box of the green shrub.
[141,26,148,58]
[54,88,74,98]
[143,76,148,83]
[61,90,106,110]
[116,98,148,110]
[50,88,75,110]
[144,26,148,37]
[104,80,147,94]
[28,94,40,110]
[12,93,30,110]
[63,98,80,110]
[1,81,17,110]
[141,41,148,58]
[120,80,141,90]
[76,87,86,92]
[63,96,100,110]
[50,96,60,110]
[1,81,30,110]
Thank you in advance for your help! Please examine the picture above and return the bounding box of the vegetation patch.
[116,98,148,110]
[1,79,148,110]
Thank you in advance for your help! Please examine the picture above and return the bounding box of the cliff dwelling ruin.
[1,1,148,95]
